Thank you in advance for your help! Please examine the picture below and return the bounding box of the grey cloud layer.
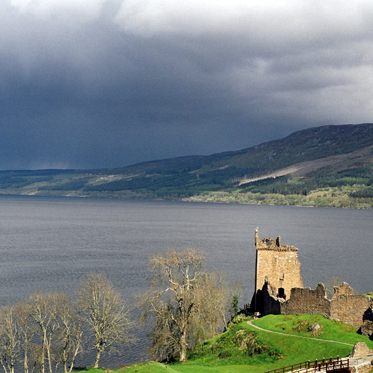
[1,0,373,169]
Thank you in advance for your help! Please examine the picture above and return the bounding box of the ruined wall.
[349,362,373,373]
[256,280,372,330]
[331,294,373,328]
[281,283,331,318]
[255,228,303,300]
[330,283,373,328]
[332,282,354,298]
[349,343,373,373]
[350,342,373,358]
[257,282,282,316]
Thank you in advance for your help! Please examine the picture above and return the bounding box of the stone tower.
[254,227,303,304]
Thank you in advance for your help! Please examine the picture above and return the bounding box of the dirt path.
[247,321,354,347]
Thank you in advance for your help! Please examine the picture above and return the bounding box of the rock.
[350,342,371,358]
[359,320,373,338]
[308,323,320,332]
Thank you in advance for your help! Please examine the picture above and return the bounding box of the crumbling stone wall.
[255,281,373,330]
[359,320,373,339]
[256,281,282,316]
[255,228,303,301]
[331,294,373,328]
[349,363,373,373]
[349,343,373,373]
[332,282,354,298]
[350,342,373,358]
[330,283,373,328]
[281,283,330,318]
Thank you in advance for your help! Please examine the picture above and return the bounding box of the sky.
[1,0,373,170]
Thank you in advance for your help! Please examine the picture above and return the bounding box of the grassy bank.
[253,314,373,347]
[77,314,373,373]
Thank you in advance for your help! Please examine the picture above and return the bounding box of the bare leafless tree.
[0,304,19,373]
[51,293,83,373]
[326,276,343,298]
[77,273,135,369]
[28,293,60,373]
[15,295,82,373]
[140,249,229,362]
[13,301,37,373]
[193,271,230,339]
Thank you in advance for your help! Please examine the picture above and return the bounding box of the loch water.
[0,195,372,367]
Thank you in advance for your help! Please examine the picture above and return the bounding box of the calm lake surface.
[0,195,372,367]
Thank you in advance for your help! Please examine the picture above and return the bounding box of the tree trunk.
[63,355,68,373]
[40,347,45,373]
[179,331,187,362]
[24,354,28,373]
[68,340,81,373]
[94,350,101,369]
[47,345,53,373]
[40,328,47,373]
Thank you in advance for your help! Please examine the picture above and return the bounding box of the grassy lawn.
[80,314,373,373]
[253,314,373,348]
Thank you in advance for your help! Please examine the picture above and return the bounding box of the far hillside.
[1,123,373,208]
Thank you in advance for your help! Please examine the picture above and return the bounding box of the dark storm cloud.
[1,0,373,169]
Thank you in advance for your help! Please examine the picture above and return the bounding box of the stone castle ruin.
[251,228,373,334]
[254,227,303,302]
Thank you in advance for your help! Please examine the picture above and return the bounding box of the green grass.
[79,314,373,373]
[185,320,280,367]
[116,362,175,373]
[253,314,373,348]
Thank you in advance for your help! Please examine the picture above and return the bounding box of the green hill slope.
[80,314,373,373]
[1,123,373,208]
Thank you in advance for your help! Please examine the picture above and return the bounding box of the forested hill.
[1,123,373,208]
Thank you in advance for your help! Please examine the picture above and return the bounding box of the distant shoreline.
[0,189,372,209]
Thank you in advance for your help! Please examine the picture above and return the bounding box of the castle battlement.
[255,227,298,251]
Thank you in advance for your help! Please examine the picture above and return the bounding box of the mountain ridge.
[1,123,373,208]
[110,122,373,173]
